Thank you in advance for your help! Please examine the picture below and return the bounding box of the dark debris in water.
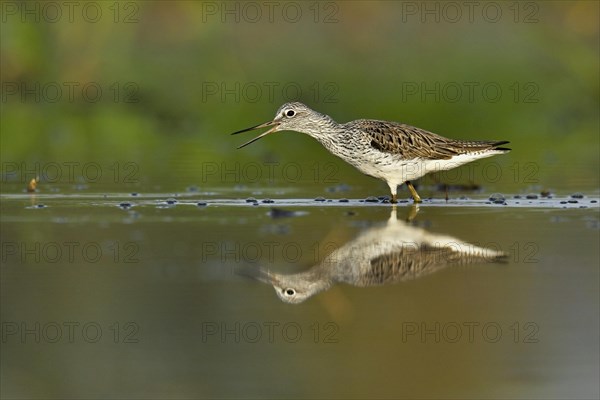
[339,198,349,203]
[326,183,351,193]
[435,183,481,192]
[267,208,306,219]
[314,197,326,202]
[526,194,538,199]
[166,198,178,205]
[246,197,258,203]
[119,202,133,209]
[571,193,584,199]
[261,199,274,204]
[365,196,379,203]
[196,202,207,207]
[35,204,47,208]
[130,192,139,197]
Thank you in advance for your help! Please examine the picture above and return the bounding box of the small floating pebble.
[489,193,505,202]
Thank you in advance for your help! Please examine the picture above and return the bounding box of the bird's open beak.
[231,120,280,149]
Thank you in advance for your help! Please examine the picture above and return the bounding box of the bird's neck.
[304,116,348,151]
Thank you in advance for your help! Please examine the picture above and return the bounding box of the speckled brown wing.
[352,120,510,160]
[362,246,459,286]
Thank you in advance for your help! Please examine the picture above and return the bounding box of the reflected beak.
[235,265,281,286]
[231,120,280,149]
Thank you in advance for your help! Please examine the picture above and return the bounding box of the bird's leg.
[388,183,398,204]
[406,181,422,203]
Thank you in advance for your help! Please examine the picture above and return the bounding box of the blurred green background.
[1,0,599,196]
[1,3,599,399]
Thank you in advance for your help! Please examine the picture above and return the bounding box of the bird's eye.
[285,110,295,117]
[284,288,295,296]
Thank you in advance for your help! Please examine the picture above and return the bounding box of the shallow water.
[1,190,599,399]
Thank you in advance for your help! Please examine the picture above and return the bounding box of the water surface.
[1,191,598,399]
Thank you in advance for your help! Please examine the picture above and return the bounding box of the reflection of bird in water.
[245,207,507,304]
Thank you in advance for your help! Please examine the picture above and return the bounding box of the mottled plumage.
[232,102,511,202]
[241,208,507,304]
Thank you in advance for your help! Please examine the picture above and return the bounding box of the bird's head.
[232,102,333,148]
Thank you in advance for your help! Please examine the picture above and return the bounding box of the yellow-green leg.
[406,181,422,203]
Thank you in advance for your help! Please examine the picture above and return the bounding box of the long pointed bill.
[234,265,281,286]
[231,120,280,149]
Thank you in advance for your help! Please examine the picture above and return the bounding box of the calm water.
[1,190,599,399]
